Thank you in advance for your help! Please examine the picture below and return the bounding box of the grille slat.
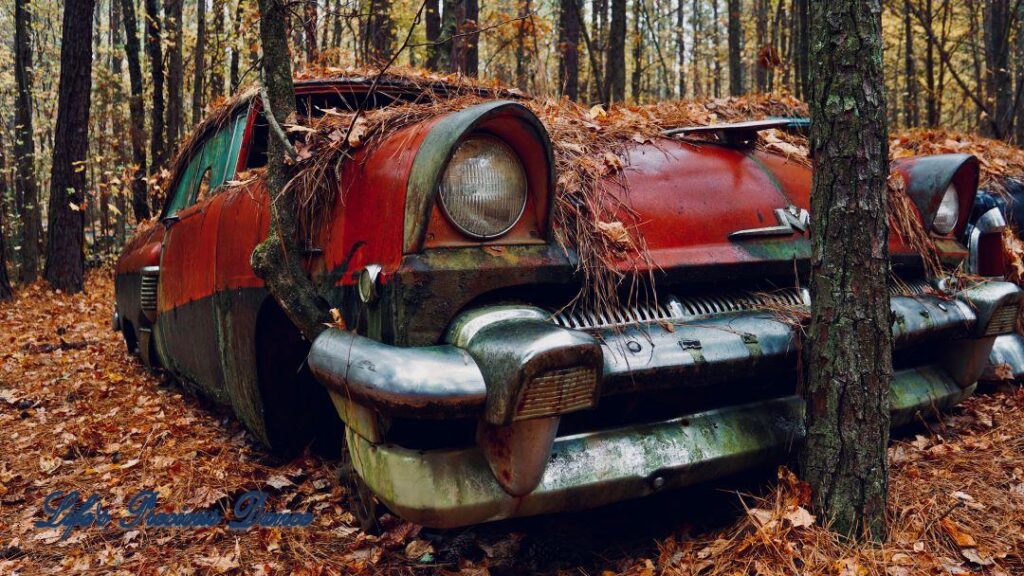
[986,301,1020,336]
[515,366,598,420]
[140,266,160,314]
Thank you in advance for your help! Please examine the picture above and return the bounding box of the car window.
[164,110,248,217]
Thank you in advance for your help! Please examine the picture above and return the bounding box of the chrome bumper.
[347,365,971,528]
[982,334,1024,381]
[308,281,1020,417]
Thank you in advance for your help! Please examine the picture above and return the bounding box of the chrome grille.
[550,288,809,331]
[986,300,1020,336]
[515,366,598,421]
[140,266,160,313]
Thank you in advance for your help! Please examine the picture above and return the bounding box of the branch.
[258,86,298,160]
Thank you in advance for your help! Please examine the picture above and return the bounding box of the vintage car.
[115,77,1022,529]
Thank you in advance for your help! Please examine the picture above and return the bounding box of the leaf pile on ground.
[1,270,1023,575]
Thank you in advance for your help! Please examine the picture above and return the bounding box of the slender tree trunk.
[45,0,97,294]
[211,0,226,101]
[515,0,532,90]
[122,0,151,222]
[145,0,166,170]
[712,0,722,96]
[727,0,742,95]
[449,0,479,76]
[754,0,767,91]
[229,0,243,92]
[676,0,686,97]
[304,0,319,63]
[165,0,184,149]
[904,0,919,127]
[604,0,626,103]
[692,0,701,96]
[251,0,331,342]
[631,0,643,101]
[984,0,1013,138]
[0,130,12,300]
[14,0,41,283]
[193,0,207,126]
[802,0,892,541]
[924,0,938,126]
[426,0,442,70]
[363,0,394,64]
[559,0,580,100]
[796,0,809,98]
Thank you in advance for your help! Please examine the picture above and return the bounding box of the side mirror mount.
[161,215,180,228]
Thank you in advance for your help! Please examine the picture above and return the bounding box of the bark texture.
[165,0,184,149]
[44,0,96,294]
[122,0,151,222]
[251,0,331,343]
[449,0,479,76]
[145,0,166,169]
[14,0,41,283]
[983,0,1013,138]
[0,130,12,300]
[604,0,626,103]
[558,0,580,100]
[727,0,742,95]
[801,0,892,541]
[192,0,206,126]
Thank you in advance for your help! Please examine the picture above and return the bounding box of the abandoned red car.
[115,76,1022,528]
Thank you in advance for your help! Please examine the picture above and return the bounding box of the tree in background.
[44,0,97,293]
[145,0,166,172]
[426,0,444,70]
[165,0,185,151]
[983,0,1013,139]
[559,0,580,100]
[802,0,892,539]
[362,0,394,64]
[192,0,207,126]
[121,0,151,222]
[604,0,625,102]
[0,131,13,301]
[449,0,480,76]
[14,0,41,283]
[727,0,741,95]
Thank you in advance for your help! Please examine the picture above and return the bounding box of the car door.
[156,112,248,403]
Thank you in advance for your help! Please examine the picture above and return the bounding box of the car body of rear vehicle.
[114,77,1022,528]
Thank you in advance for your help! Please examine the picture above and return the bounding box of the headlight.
[438,135,528,239]
[933,185,959,235]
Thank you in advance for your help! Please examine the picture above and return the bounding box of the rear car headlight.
[438,135,528,239]
[933,185,960,235]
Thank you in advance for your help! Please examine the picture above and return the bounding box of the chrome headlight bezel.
[437,134,529,240]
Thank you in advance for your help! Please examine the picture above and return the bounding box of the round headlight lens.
[933,185,959,235]
[438,135,528,239]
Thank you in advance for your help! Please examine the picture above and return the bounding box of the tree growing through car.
[801,0,892,540]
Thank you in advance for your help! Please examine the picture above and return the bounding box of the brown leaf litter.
[1,271,1023,574]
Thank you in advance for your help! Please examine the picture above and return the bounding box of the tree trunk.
[426,0,442,70]
[558,0,580,100]
[449,0,480,76]
[122,0,151,222]
[604,0,626,103]
[165,0,184,149]
[211,0,226,101]
[304,0,319,63]
[229,0,243,92]
[193,0,207,126]
[44,0,97,294]
[145,0,166,170]
[515,0,532,90]
[676,0,686,97]
[984,0,1013,138]
[631,0,643,101]
[0,130,13,300]
[727,0,742,95]
[924,0,938,126]
[796,0,809,98]
[904,0,919,127]
[692,0,701,96]
[802,0,892,540]
[14,0,41,283]
[362,0,394,64]
[251,0,332,343]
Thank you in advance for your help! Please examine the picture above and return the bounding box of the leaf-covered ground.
[1,270,1023,575]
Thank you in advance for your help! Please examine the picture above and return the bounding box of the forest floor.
[1,270,1023,575]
